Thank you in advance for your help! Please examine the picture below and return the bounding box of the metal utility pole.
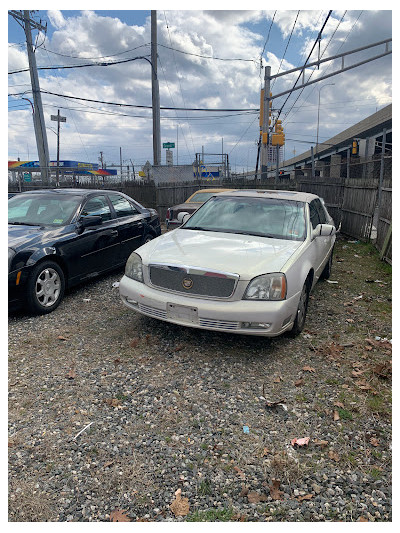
[275,144,280,184]
[130,159,136,180]
[260,66,271,176]
[259,37,391,174]
[120,147,123,183]
[10,10,50,184]
[51,110,66,186]
[151,10,161,166]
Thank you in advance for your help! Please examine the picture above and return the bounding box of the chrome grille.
[198,318,241,330]
[138,303,167,319]
[149,263,238,298]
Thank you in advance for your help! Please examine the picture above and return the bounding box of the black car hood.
[170,202,201,214]
[8,224,67,250]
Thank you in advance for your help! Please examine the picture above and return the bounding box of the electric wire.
[8,54,153,74]
[41,44,92,161]
[162,11,196,160]
[283,10,350,124]
[275,10,333,121]
[9,89,259,112]
[40,42,151,60]
[271,10,300,91]
[157,42,256,62]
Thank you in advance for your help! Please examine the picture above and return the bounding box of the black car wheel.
[320,250,333,280]
[26,260,65,315]
[142,233,154,245]
[290,281,310,336]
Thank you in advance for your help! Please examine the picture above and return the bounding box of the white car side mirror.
[312,223,336,239]
[177,211,191,224]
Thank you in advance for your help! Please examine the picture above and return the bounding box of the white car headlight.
[243,273,287,301]
[125,252,144,282]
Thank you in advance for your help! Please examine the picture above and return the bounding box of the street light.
[316,83,335,159]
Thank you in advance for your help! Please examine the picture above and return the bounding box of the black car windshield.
[8,194,82,226]
[182,195,306,241]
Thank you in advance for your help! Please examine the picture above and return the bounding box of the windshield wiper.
[9,222,42,226]
[231,230,273,237]
[184,226,213,231]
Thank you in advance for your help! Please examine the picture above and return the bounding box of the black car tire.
[26,260,65,315]
[320,250,333,280]
[142,233,154,245]
[290,280,310,336]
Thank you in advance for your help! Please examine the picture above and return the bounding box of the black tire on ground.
[320,250,333,280]
[290,280,310,336]
[26,260,65,315]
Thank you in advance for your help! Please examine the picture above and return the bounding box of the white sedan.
[119,190,336,337]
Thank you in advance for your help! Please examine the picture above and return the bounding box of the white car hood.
[139,229,303,279]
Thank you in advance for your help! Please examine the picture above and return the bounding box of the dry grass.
[9,478,57,522]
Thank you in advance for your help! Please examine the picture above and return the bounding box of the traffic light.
[271,119,285,146]
[274,119,282,133]
[351,139,359,156]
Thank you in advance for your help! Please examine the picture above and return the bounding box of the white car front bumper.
[119,275,301,337]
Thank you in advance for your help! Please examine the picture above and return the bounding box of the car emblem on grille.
[182,277,194,290]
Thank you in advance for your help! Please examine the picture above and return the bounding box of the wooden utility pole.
[10,10,50,183]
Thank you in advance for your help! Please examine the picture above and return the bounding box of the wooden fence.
[8,157,392,263]
[151,175,392,263]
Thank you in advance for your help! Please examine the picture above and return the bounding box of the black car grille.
[149,264,237,298]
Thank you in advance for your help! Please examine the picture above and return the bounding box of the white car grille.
[149,263,238,299]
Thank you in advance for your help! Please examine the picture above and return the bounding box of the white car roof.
[215,189,319,203]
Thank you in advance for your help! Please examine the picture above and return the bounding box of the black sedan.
[8,188,161,314]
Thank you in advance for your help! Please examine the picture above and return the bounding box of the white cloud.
[8,9,392,172]
[47,10,67,30]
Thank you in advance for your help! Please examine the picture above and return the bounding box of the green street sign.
[163,142,175,149]
[23,173,32,182]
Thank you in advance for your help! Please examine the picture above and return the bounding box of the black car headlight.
[125,252,144,282]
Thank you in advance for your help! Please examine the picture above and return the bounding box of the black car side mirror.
[76,215,102,233]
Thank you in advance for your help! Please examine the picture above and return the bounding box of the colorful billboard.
[8,160,117,175]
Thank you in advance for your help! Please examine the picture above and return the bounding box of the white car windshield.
[182,196,306,241]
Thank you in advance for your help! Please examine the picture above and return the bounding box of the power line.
[284,10,361,124]
[271,10,300,90]
[9,89,260,112]
[40,42,151,60]
[163,11,196,160]
[261,11,277,59]
[8,54,153,74]
[158,42,255,62]
[276,10,333,120]
[41,44,91,161]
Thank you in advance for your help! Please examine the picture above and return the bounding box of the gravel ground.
[8,236,392,522]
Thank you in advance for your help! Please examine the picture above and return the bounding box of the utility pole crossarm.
[9,10,47,32]
[270,48,392,101]
[270,38,392,81]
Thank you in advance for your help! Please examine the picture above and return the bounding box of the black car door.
[68,194,120,281]
[107,193,146,264]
